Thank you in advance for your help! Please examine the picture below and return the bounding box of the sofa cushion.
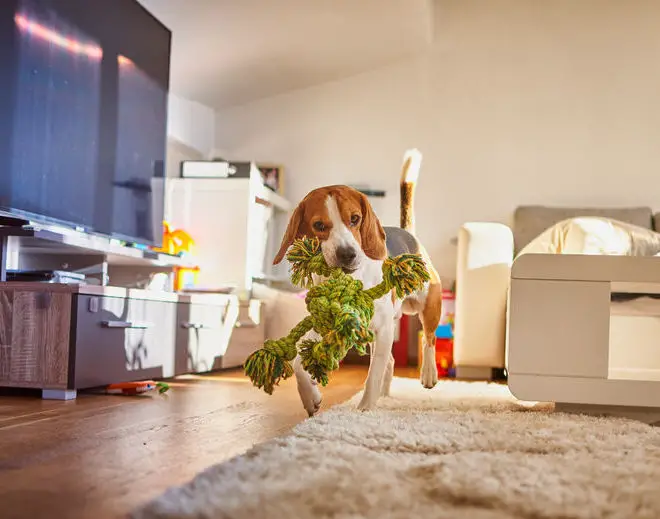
[513,205,653,253]
[518,217,660,257]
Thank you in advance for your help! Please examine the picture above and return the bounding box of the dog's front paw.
[299,380,322,417]
[357,392,378,411]
[420,356,439,389]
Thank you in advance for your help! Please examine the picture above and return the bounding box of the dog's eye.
[350,214,361,227]
[313,221,326,232]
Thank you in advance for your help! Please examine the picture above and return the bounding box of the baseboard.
[556,402,660,426]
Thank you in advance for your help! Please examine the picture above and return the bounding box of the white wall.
[166,94,216,177]
[215,0,660,282]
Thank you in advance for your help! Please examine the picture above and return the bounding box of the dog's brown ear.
[273,203,305,264]
[360,194,387,260]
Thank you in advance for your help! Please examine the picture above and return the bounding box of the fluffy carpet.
[132,378,660,519]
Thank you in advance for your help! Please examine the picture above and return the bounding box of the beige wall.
[215,0,660,282]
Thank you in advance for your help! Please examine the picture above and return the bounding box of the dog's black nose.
[337,246,357,265]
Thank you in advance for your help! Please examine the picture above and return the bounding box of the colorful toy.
[153,221,200,291]
[154,221,195,257]
[435,324,454,377]
[244,237,430,394]
[173,265,200,291]
[101,380,170,395]
[440,288,455,326]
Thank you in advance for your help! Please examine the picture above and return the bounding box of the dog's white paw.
[421,371,438,389]
[299,380,322,417]
[420,349,439,389]
[357,391,379,411]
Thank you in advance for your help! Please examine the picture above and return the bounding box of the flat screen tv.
[0,0,171,246]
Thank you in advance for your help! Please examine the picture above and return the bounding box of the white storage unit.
[164,162,292,295]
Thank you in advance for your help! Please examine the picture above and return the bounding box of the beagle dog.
[273,156,442,414]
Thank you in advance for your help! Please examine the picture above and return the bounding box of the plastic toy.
[102,380,170,395]
[154,221,195,256]
[244,237,430,394]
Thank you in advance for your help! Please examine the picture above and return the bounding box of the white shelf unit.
[164,163,292,295]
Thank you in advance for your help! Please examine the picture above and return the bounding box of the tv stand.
[0,282,263,399]
[0,222,265,399]
[0,222,191,284]
[0,214,30,281]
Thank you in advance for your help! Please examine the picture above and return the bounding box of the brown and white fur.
[273,155,442,414]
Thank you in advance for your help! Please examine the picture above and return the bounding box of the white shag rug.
[132,378,660,519]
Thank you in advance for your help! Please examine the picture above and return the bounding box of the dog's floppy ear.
[273,202,305,264]
[360,193,387,260]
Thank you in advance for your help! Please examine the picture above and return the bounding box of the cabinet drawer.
[175,301,231,375]
[216,300,265,369]
[176,298,265,373]
[73,294,177,388]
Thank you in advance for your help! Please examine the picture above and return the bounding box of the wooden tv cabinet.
[0,283,263,399]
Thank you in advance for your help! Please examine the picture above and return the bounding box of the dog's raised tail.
[399,148,422,233]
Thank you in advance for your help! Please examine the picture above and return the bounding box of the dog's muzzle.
[336,246,358,272]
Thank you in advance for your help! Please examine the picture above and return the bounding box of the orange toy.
[154,221,200,290]
[154,221,195,256]
[102,381,170,395]
[173,265,200,291]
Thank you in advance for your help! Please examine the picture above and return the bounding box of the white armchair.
[453,222,513,379]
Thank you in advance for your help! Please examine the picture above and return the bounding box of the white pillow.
[518,217,660,257]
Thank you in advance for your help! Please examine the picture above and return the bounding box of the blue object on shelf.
[435,324,453,339]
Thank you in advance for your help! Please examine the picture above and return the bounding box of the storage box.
[435,324,454,377]
[440,289,455,326]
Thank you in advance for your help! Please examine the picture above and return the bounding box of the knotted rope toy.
[244,237,430,394]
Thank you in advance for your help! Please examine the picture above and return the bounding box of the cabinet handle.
[181,323,213,330]
[100,321,152,329]
[235,321,258,329]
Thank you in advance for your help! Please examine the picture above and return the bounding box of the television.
[0,0,171,246]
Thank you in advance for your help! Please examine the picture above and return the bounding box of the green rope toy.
[244,236,430,394]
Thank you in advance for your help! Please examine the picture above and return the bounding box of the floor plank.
[0,365,383,519]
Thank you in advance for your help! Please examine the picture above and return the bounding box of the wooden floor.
[0,365,389,519]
